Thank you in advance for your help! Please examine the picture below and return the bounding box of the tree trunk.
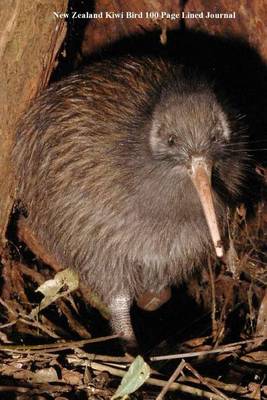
[0,0,67,244]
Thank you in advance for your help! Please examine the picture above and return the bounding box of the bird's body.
[13,56,250,348]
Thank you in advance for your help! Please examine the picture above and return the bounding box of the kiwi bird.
[13,56,250,350]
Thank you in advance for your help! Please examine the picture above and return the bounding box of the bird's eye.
[210,133,217,142]
[168,134,176,147]
[211,127,223,142]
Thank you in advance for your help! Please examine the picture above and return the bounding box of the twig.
[18,317,60,339]
[67,357,236,400]
[151,345,238,361]
[185,362,230,400]
[75,348,130,364]
[0,320,17,329]
[57,298,91,338]
[0,334,119,353]
[179,375,250,396]
[156,359,186,400]
[0,297,18,317]
[150,337,266,361]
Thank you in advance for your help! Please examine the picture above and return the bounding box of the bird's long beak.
[189,157,224,258]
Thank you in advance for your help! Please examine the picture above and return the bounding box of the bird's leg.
[109,291,138,353]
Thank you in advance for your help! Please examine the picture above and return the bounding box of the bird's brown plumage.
[13,55,251,348]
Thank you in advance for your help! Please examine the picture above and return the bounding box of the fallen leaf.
[31,367,59,383]
[112,356,150,399]
[30,268,79,317]
[61,368,83,385]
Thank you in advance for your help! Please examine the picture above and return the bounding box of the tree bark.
[0,0,67,244]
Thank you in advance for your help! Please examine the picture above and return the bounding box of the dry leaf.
[30,268,79,317]
[31,367,59,383]
[61,368,83,385]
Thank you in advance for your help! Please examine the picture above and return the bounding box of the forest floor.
[0,194,266,400]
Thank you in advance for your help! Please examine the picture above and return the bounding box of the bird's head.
[148,76,249,257]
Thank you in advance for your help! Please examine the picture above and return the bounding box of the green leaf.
[112,356,150,399]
